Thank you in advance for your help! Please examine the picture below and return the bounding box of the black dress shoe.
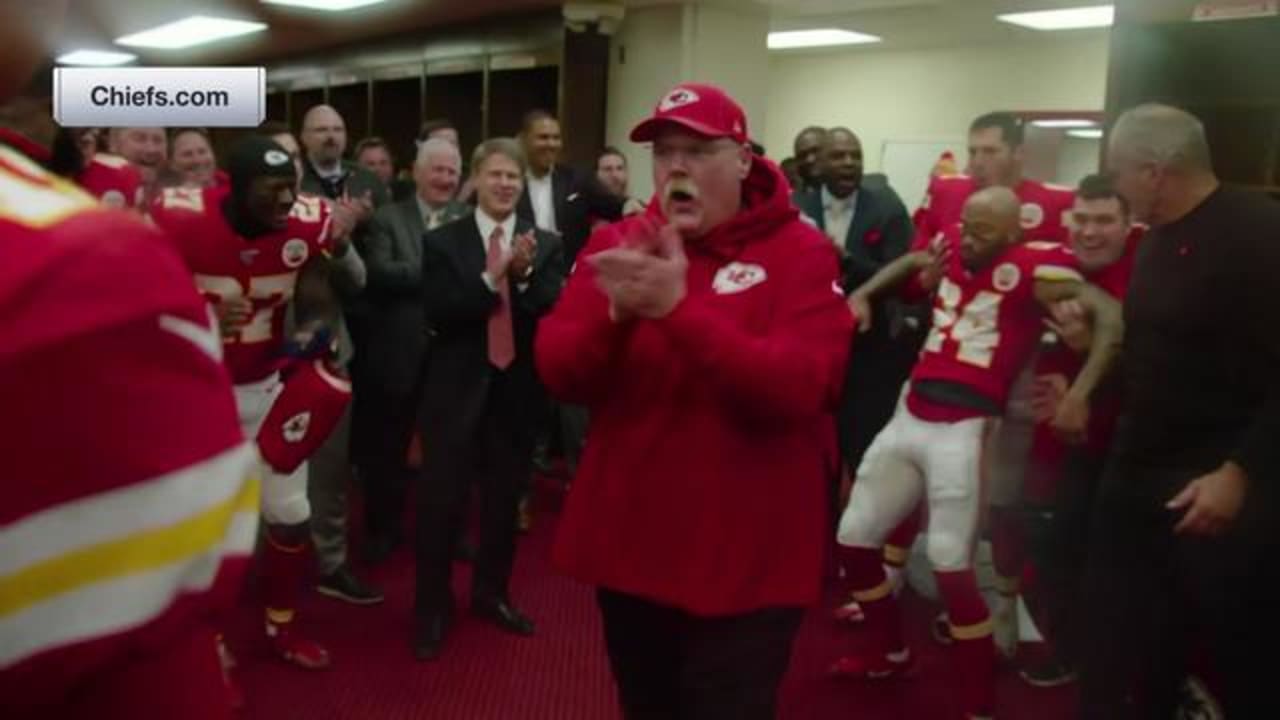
[412,613,451,661]
[472,598,535,636]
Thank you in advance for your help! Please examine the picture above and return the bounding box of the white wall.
[766,32,1111,181]
[606,4,686,203]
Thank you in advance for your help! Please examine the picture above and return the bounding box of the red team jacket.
[912,174,1076,249]
[150,186,332,385]
[537,157,854,615]
[907,232,1083,423]
[0,145,258,719]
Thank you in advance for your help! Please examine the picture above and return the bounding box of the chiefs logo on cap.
[659,87,700,112]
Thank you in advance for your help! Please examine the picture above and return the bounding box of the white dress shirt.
[822,186,857,249]
[416,197,448,230]
[475,208,529,292]
[525,171,558,233]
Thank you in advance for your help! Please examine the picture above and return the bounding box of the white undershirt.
[822,186,857,248]
[525,171,557,234]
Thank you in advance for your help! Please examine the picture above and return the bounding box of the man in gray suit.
[359,138,471,563]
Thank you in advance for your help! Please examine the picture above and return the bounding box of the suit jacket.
[794,182,926,346]
[419,214,565,443]
[360,197,470,397]
[517,164,622,271]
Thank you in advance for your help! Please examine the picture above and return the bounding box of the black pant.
[356,384,418,544]
[1078,460,1278,720]
[596,589,803,720]
[1023,447,1105,668]
[414,374,531,614]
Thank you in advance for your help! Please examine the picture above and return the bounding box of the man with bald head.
[1076,103,1280,718]
[358,137,470,564]
[792,125,827,193]
[295,104,388,606]
[832,187,1122,720]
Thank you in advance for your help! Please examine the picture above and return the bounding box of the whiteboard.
[879,139,965,212]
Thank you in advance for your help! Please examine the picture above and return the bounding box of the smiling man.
[412,138,564,662]
[536,83,854,719]
[359,137,470,566]
[151,135,365,676]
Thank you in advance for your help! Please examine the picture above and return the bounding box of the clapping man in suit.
[794,126,921,541]
[412,138,564,660]
[517,110,624,510]
[360,138,470,565]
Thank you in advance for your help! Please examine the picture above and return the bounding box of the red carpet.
[232,483,1075,719]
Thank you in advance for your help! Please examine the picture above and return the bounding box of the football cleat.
[832,596,865,624]
[828,647,915,680]
[265,621,331,670]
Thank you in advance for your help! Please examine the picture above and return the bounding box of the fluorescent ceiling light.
[1068,128,1104,139]
[768,29,882,50]
[262,0,389,10]
[1031,119,1098,128]
[57,49,137,66]
[116,15,268,50]
[997,5,1114,31]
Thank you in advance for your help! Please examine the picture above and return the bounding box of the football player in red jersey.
[914,112,1076,247]
[1015,174,1142,688]
[860,113,1076,643]
[833,187,1122,720]
[151,135,364,672]
[1,4,258,717]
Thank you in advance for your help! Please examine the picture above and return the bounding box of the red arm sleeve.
[656,238,854,424]
[534,226,636,405]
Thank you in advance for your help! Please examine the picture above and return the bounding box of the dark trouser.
[559,403,589,478]
[596,589,803,720]
[1078,460,1278,720]
[1022,447,1105,668]
[414,373,531,614]
[355,384,418,545]
[308,404,353,575]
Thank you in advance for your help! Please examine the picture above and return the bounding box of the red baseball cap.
[630,83,749,145]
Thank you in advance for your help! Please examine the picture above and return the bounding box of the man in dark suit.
[359,137,470,564]
[516,109,623,271]
[516,110,624,506]
[793,127,922,480]
[412,138,565,660]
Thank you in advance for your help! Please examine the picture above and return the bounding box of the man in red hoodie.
[535,83,854,719]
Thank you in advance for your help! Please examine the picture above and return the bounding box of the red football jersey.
[907,235,1082,420]
[0,144,256,719]
[75,153,143,210]
[150,186,332,384]
[1023,226,1143,502]
[912,175,1075,249]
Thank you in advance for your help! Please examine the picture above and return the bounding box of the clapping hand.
[510,231,537,279]
[588,220,687,321]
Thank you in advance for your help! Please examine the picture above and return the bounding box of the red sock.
[884,504,923,570]
[935,569,995,717]
[988,504,1023,596]
[262,527,308,627]
[840,545,904,653]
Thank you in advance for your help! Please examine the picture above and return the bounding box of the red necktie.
[486,226,515,370]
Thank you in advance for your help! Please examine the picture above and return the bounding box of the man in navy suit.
[412,138,565,660]
[793,127,923,480]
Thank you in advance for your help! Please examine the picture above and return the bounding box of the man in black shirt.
[1080,103,1280,718]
